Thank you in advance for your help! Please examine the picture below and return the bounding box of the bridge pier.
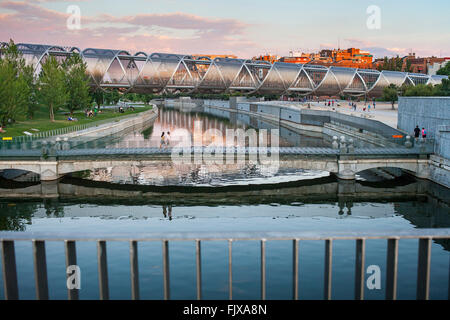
[337,160,357,180]
[413,159,431,180]
[39,161,63,181]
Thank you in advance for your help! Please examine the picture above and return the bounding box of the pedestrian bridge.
[3,42,448,97]
[0,146,432,181]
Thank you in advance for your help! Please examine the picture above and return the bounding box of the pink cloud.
[0,1,258,57]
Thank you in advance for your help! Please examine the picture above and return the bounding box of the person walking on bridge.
[160,132,166,149]
[421,127,427,140]
[414,125,420,141]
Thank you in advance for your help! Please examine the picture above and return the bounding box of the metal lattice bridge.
[1,42,447,97]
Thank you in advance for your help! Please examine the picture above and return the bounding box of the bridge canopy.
[5,42,448,97]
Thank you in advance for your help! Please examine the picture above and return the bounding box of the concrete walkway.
[270,100,399,129]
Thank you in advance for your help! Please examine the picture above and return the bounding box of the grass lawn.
[0,105,153,138]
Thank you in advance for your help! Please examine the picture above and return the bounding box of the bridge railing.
[1,229,449,300]
[0,143,436,159]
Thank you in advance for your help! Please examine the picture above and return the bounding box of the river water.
[0,105,448,300]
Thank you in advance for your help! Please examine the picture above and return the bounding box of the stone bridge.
[0,146,432,181]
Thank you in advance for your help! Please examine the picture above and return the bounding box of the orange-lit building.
[192,54,238,60]
[279,56,311,64]
[255,48,373,69]
[252,54,280,64]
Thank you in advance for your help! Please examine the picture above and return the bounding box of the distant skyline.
[1,0,449,59]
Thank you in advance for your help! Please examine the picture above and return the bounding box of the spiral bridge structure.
[3,42,447,97]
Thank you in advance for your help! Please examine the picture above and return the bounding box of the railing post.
[162,240,170,300]
[261,239,266,300]
[33,240,49,300]
[65,240,79,300]
[1,240,19,300]
[386,238,399,300]
[130,241,140,300]
[417,238,431,300]
[97,241,109,300]
[354,239,365,300]
[196,240,202,300]
[293,239,299,300]
[324,239,333,300]
[228,239,233,300]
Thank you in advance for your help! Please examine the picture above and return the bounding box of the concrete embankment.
[190,98,406,147]
[54,106,158,144]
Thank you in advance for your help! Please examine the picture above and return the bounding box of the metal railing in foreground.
[1,229,449,300]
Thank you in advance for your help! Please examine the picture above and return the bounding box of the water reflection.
[162,205,173,221]
[0,177,449,236]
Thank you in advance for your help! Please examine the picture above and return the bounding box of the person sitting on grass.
[0,125,5,133]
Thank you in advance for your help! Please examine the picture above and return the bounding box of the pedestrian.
[373,101,376,109]
[414,125,420,140]
[368,104,371,112]
[166,131,171,146]
[160,132,166,148]
[421,127,427,139]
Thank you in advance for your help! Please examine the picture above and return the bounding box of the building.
[427,59,450,75]
[252,54,280,64]
[256,48,373,69]
[401,53,449,74]
[192,54,238,60]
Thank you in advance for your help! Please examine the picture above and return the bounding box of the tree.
[0,40,30,126]
[404,84,437,96]
[63,53,91,116]
[142,93,155,105]
[22,64,39,119]
[91,88,104,109]
[434,78,450,96]
[382,84,398,110]
[37,56,68,122]
[436,62,450,76]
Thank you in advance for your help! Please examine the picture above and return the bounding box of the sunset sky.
[1,0,449,59]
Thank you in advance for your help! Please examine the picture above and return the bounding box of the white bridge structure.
[2,42,447,97]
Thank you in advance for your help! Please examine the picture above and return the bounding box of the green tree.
[436,62,450,76]
[37,56,68,122]
[63,53,91,116]
[91,88,104,109]
[0,40,30,126]
[22,64,39,119]
[404,84,436,96]
[405,59,412,73]
[434,78,450,96]
[382,84,398,110]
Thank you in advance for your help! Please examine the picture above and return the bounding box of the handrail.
[1,228,449,241]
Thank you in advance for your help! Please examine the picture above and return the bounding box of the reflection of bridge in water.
[1,176,449,242]
[4,43,448,97]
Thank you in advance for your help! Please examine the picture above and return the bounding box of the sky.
[0,0,449,59]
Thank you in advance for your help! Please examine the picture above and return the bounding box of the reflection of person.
[162,205,173,221]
